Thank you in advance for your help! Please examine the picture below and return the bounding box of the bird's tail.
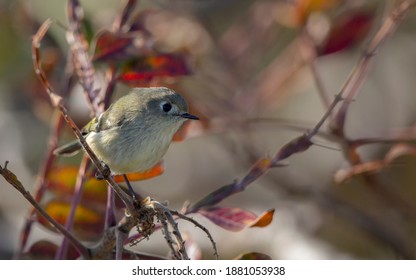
[53,140,82,156]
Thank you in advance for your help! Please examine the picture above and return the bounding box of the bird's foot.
[95,162,111,180]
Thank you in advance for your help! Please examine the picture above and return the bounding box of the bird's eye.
[161,102,172,112]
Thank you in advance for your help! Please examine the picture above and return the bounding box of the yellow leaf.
[47,166,107,203]
[39,200,104,241]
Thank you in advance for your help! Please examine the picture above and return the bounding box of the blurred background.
[1,0,416,260]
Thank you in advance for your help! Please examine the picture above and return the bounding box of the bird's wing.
[81,104,129,134]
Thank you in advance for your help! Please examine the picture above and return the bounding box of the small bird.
[54,87,199,195]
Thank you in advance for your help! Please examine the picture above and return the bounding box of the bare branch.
[333,0,416,134]
[0,162,90,259]
[66,0,98,115]
[172,209,219,260]
[152,200,189,260]
[112,0,138,32]
[55,155,90,260]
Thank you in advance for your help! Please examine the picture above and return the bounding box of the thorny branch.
[171,209,219,260]
[152,200,189,260]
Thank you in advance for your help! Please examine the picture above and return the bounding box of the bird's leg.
[122,174,137,202]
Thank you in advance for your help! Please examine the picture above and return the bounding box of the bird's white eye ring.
[161,101,172,112]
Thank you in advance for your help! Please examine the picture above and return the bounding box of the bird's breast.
[86,125,177,174]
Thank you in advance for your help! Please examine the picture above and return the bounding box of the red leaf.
[198,207,257,232]
[118,53,191,84]
[25,240,80,260]
[319,10,374,55]
[25,240,57,259]
[93,30,152,62]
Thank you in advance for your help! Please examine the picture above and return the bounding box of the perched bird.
[54,87,199,195]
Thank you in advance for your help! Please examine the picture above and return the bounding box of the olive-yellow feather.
[54,87,198,174]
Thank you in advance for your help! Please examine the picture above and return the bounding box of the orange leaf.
[113,161,164,183]
[118,53,191,85]
[296,0,338,24]
[276,0,338,27]
[39,199,105,241]
[249,209,275,228]
[46,166,107,203]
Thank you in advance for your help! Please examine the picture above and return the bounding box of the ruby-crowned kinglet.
[54,87,199,175]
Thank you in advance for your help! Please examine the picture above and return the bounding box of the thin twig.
[89,214,136,259]
[158,209,180,259]
[66,0,98,115]
[101,0,141,233]
[112,0,138,32]
[152,201,190,260]
[172,210,219,260]
[0,162,90,259]
[333,0,416,133]
[104,186,116,229]
[55,155,90,259]
[298,31,332,109]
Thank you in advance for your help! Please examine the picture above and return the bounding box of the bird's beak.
[180,112,199,120]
